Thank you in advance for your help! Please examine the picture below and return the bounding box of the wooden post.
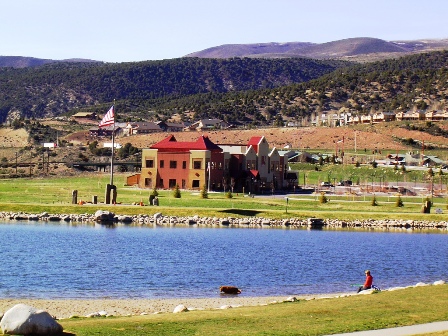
[72,190,78,204]
[105,184,117,204]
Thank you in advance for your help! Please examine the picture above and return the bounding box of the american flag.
[99,105,115,127]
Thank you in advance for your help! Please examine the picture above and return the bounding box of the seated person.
[357,270,373,293]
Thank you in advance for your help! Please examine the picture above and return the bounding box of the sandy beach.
[0,294,330,319]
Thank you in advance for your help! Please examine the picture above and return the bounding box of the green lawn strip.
[0,174,446,221]
[59,286,448,336]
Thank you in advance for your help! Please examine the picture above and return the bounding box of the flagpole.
[110,100,115,186]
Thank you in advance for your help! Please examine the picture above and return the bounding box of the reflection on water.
[0,221,446,299]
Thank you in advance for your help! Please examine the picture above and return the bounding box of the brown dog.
[220,286,242,294]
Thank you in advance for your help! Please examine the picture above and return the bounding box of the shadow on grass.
[219,209,261,216]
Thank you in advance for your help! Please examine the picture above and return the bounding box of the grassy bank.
[59,285,448,336]
[0,174,447,221]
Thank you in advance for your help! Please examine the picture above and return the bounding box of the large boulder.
[0,304,63,335]
[173,304,188,313]
[94,210,115,223]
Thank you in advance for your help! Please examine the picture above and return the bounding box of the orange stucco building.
[139,135,293,193]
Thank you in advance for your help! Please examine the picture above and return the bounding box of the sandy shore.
[0,294,334,319]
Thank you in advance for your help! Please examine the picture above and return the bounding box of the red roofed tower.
[140,135,224,191]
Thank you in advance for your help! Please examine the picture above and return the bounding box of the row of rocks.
[0,211,447,231]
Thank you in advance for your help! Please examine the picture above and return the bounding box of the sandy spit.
[0,294,338,319]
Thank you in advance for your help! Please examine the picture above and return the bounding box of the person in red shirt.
[357,270,373,293]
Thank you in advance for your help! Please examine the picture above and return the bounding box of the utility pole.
[29,151,32,177]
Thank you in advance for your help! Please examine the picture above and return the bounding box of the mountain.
[0,57,346,122]
[186,37,448,61]
[0,56,100,68]
[154,50,448,125]
[184,42,314,58]
[2,47,448,129]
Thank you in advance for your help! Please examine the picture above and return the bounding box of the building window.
[159,179,164,188]
[169,179,176,188]
[182,161,187,169]
[145,159,154,168]
[192,180,200,188]
[160,160,164,168]
[193,160,202,169]
[182,179,186,189]
[144,178,152,187]
[170,160,177,169]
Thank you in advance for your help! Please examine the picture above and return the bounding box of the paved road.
[328,321,448,335]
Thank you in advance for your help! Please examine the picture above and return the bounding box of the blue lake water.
[0,221,447,299]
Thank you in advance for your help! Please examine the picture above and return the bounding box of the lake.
[0,221,446,299]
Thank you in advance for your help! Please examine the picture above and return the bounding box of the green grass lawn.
[58,285,448,336]
[0,173,446,221]
[291,162,448,188]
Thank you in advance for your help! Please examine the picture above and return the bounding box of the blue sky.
[1,0,447,63]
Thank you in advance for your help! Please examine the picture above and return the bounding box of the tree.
[173,184,181,198]
[117,143,140,159]
[230,177,235,193]
[422,196,432,213]
[395,195,404,207]
[222,176,228,192]
[200,184,208,199]
[319,192,328,204]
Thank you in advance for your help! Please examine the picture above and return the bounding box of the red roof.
[247,136,263,153]
[151,135,222,152]
[247,137,263,147]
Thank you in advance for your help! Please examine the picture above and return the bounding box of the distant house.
[123,122,162,136]
[396,110,426,121]
[360,114,372,124]
[155,121,185,132]
[347,115,360,125]
[71,112,97,121]
[89,125,121,137]
[373,111,396,123]
[186,119,229,131]
[425,110,448,121]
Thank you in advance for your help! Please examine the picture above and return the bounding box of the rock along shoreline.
[0,210,447,231]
